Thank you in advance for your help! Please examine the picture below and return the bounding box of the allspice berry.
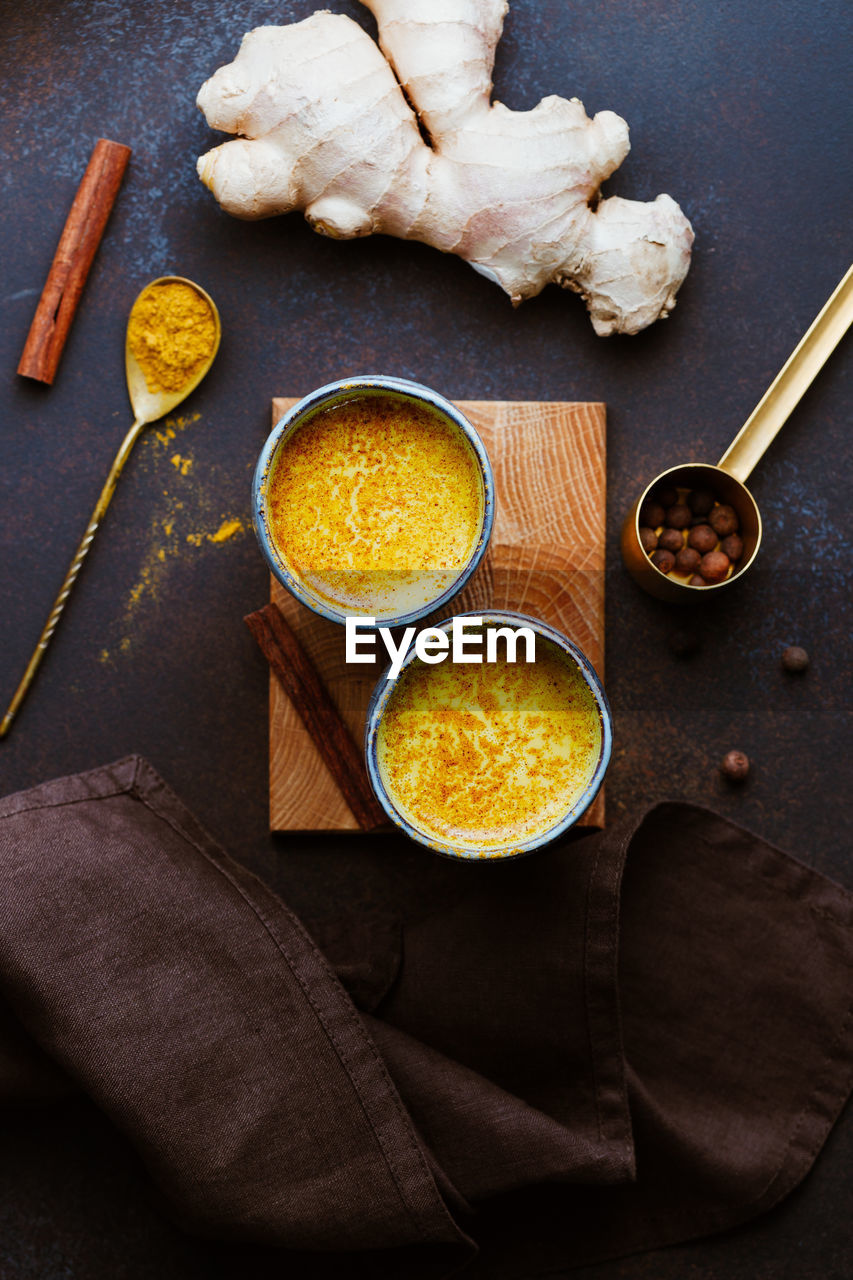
[688,524,718,554]
[721,750,750,782]
[675,546,701,574]
[658,527,684,554]
[665,503,692,530]
[651,549,676,574]
[782,645,809,673]
[720,533,744,562]
[639,526,658,554]
[709,504,739,537]
[640,500,666,529]
[688,574,707,586]
[688,488,715,516]
[699,549,730,583]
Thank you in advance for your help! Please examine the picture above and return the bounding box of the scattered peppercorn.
[665,503,692,530]
[651,548,676,574]
[688,488,715,516]
[640,500,666,528]
[688,574,706,586]
[658,527,684,554]
[709,504,739,537]
[639,526,658,554]
[720,533,744,561]
[721,749,750,782]
[699,549,730,583]
[675,545,701,574]
[688,523,718,554]
[781,645,809,673]
[669,626,700,657]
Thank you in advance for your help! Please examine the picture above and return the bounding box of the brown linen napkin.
[0,756,851,1279]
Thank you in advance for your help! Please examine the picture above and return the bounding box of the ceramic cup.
[365,611,612,860]
[253,375,495,628]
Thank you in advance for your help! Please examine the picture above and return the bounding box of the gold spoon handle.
[0,417,146,738]
[718,263,853,484]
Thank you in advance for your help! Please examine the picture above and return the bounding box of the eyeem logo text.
[346,616,536,680]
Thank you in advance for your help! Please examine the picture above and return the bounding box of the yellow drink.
[376,638,603,852]
[267,395,484,618]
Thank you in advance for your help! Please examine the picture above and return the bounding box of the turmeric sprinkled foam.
[377,640,602,849]
[267,396,483,616]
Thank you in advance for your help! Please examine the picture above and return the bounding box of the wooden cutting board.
[268,398,606,831]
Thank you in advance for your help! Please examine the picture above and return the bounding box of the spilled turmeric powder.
[207,518,242,543]
[127,281,217,394]
[170,453,193,475]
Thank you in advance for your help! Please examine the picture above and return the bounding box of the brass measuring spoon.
[1,276,220,737]
[622,263,852,601]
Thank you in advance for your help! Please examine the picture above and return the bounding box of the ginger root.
[196,0,693,336]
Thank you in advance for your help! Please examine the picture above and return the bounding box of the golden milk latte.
[376,639,602,852]
[267,395,484,618]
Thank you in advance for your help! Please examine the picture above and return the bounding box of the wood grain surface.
[268,398,606,832]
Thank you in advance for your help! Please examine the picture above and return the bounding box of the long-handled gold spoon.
[1,276,220,737]
[621,263,853,600]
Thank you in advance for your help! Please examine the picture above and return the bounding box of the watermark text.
[346,616,536,680]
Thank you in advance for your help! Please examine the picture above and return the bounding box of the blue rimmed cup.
[364,611,612,860]
[252,375,495,627]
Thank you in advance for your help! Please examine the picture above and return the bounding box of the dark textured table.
[1,1,851,1276]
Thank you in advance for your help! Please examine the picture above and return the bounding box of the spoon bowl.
[621,462,762,601]
[126,276,221,425]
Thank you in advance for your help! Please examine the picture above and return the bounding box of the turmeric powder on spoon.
[127,279,218,394]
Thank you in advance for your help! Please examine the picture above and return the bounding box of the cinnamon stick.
[18,138,132,384]
[245,603,387,832]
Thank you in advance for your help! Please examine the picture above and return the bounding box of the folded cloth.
[0,756,851,1279]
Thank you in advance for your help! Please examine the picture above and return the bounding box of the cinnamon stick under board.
[245,603,387,833]
[18,138,132,385]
